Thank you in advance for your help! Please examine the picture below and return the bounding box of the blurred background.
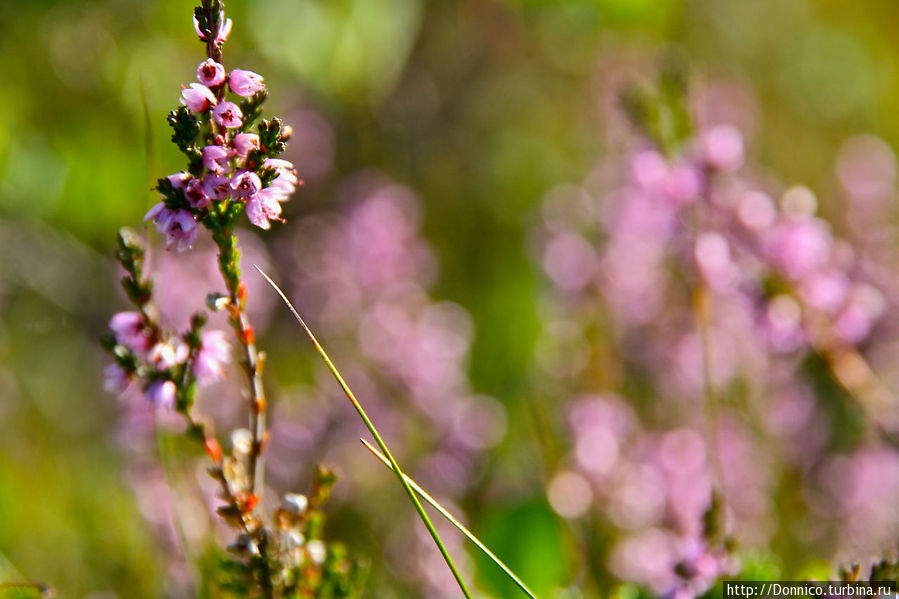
[5,0,899,597]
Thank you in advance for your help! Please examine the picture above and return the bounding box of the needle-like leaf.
[360,438,538,599]
[255,266,473,599]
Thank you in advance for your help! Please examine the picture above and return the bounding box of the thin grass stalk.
[359,438,538,598]
[255,266,473,599]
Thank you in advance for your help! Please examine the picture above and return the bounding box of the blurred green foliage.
[4,0,899,596]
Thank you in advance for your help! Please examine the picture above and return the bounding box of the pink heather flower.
[664,164,701,206]
[700,124,744,173]
[109,311,152,354]
[201,145,234,173]
[145,203,198,251]
[103,363,131,395]
[246,188,284,230]
[148,340,189,370]
[203,174,231,201]
[765,218,832,281]
[263,158,299,197]
[193,13,232,44]
[193,330,230,385]
[230,170,262,200]
[167,172,191,190]
[232,133,260,158]
[184,178,210,209]
[145,380,176,411]
[180,83,217,112]
[229,69,265,97]
[196,58,226,87]
[212,101,242,128]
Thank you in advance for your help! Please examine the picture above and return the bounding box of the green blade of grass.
[360,438,538,599]
[255,266,472,599]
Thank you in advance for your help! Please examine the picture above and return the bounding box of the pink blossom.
[184,178,210,209]
[145,203,198,251]
[246,188,284,230]
[148,340,189,370]
[103,363,132,395]
[202,174,231,201]
[700,125,744,172]
[212,101,242,128]
[145,380,176,411]
[664,164,701,206]
[230,170,262,200]
[232,133,259,158]
[180,83,217,112]
[109,311,152,354]
[263,158,299,197]
[764,218,832,280]
[167,172,191,190]
[193,330,230,385]
[201,145,233,173]
[196,58,225,87]
[193,13,232,44]
[229,69,265,97]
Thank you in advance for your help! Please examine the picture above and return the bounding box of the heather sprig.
[103,2,356,596]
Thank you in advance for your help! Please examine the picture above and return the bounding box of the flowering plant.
[102,1,357,596]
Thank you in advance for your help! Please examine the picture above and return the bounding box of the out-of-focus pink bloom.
[763,295,804,352]
[833,284,886,344]
[145,203,198,251]
[212,101,242,128]
[737,190,776,231]
[184,178,210,209]
[799,270,849,315]
[246,188,284,230]
[631,150,669,195]
[148,340,189,370]
[193,330,230,385]
[145,380,176,411]
[202,173,231,201]
[230,170,262,200]
[201,145,234,173]
[103,363,132,395]
[700,125,744,173]
[694,232,738,291]
[543,232,596,291]
[109,311,152,354]
[836,135,897,201]
[232,133,259,158]
[196,58,225,87]
[765,218,832,280]
[180,83,217,112]
[193,13,232,44]
[229,69,265,97]
[664,164,701,206]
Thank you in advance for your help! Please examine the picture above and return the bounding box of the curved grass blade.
[360,438,538,599]
[255,266,473,599]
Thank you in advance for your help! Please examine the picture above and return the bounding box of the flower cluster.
[145,4,298,251]
[534,75,899,594]
[103,2,357,597]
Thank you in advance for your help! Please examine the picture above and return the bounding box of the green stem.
[360,439,537,598]
[255,266,473,599]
